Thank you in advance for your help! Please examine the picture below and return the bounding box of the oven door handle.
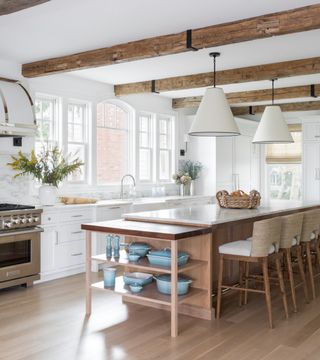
[0,226,44,237]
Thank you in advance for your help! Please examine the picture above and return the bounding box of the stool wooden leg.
[285,248,297,313]
[275,256,289,319]
[216,255,224,319]
[262,257,273,329]
[239,261,244,306]
[315,239,320,272]
[244,262,249,305]
[297,245,309,303]
[306,242,316,300]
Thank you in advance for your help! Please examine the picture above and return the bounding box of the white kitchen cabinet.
[40,206,93,282]
[303,122,320,142]
[303,141,320,201]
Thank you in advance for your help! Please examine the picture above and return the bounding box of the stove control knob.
[33,217,39,223]
[4,221,12,229]
[12,219,20,225]
[20,218,27,224]
[27,217,33,223]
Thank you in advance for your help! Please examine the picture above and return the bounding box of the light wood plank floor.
[1,273,320,360]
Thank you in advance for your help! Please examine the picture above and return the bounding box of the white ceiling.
[1,0,320,101]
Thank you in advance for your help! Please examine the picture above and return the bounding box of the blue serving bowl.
[154,274,192,295]
[147,249,189,268]
[128,253,140,262]
[122,242,151,257]
[123,272,153,286]
[129,283,143,293]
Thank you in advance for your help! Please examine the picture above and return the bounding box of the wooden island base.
[82,220,213,337]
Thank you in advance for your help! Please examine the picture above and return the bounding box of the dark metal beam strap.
[186,29,199,51]
[151,80,159,94]
[310,84,317,98]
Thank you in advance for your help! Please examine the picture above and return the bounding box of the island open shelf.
[82,219,213,338]
[91,276,207,307]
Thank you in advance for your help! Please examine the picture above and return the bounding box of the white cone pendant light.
[189,53,240,137]
[252,79,293,144]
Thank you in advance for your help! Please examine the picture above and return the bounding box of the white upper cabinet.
[303,122,320,142]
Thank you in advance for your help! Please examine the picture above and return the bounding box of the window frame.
[156,114,175,183]
[34,93,61,152]
[94,99,135,186]
[66,99,90,184]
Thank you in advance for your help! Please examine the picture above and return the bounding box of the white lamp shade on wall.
[252,105,293,144]
[188,87,240,137]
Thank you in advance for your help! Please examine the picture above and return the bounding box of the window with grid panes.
[34,94,59,154]
[138,114,153,181]
[158,116,173,181]
[67,102,88,182]
[96,102,130,184]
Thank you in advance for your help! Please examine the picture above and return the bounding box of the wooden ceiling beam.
[172,84,320,109]
[115,57,320,96]
[22,4,320,77]
[0,0,49,16]
[231,101,320,116]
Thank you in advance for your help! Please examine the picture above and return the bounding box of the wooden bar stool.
[216,217,289,328]
[279,213,309,312]
[301,210,320,300]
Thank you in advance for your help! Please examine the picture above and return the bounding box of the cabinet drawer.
[55,240,85,269]
[59,209,92,223]
[42,212,59,225]
[58,223,85,243]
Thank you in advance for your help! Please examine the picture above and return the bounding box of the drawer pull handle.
[71,253,83,256]
[72,215,83,218]
[48,217,51,221]
[315,135,320,138]
[71,231,83,235]
[109,206,121,210]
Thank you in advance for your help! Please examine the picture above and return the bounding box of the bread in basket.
[216,190,261,209]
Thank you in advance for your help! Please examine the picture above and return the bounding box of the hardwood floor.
[1,273,320,360]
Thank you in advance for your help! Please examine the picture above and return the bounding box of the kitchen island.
[124,202,320,288]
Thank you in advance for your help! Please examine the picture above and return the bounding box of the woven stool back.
[279,213,303,249]
[251,217,282,257]
[301,210,320,243]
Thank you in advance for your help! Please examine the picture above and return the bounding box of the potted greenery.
[178,160,203,195]
[7,146,84,205]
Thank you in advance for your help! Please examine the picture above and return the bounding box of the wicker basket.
[216,190,261,209]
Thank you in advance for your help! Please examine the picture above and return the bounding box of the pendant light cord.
[272,78,275,105]
[213,55,216,88]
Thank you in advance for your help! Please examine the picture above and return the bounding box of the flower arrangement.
[172,172,192,185]
[179,160,203,180]
[7,146,84,187]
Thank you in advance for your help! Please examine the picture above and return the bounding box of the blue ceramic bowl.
[122,242,151,257]
[154,274,192,295]
[147,249,189,268]
[128,253,140,262]
[123,272,153,286]
[129,283,143,293]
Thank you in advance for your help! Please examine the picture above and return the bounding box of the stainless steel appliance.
[0,204,42,289]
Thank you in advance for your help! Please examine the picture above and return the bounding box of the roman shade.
[266,124,302,164]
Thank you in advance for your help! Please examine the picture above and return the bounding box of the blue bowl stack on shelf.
[147,248,189,267]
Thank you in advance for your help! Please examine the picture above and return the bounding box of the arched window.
[96,101,133,184]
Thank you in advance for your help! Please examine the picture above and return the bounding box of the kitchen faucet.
[120,174,136,199]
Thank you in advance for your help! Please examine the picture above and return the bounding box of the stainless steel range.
[0,204,42,290]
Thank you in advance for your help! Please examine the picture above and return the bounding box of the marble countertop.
[36,195,213,210]
[123,201,320,226]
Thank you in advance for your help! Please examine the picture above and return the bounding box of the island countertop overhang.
[123,202,320,227]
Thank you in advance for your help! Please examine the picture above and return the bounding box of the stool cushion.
[219,239,275,257]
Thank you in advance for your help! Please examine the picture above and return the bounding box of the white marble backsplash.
[0,154,179,205]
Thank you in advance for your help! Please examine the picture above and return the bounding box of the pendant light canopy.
[189,52,240,137]
[252,79,293,144]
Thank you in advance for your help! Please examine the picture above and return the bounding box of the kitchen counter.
[124,201,320,226]
[36,195,213,210]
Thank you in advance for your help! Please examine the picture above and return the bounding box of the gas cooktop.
[0,203,35,211]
